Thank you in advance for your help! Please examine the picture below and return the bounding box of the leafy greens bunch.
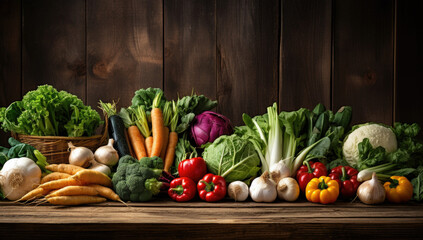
[234,103,352,176]
[0,85,101,137]
[130,88,217,135]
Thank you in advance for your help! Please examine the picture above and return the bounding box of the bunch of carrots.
[124,93,179,173]
[17,164,124,205]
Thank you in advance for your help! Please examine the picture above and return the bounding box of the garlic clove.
[94,139,119,167]
[270,159,291,184]
[68,142,94,168]
[228,181,249,202]
[88,160,111,176]
[357,172,386,204]
[249,171,277,203]
[277,177,300,202]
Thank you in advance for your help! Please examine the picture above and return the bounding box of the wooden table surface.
[1,199,423,239]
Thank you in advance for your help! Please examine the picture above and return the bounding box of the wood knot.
[92,61,111,79]
[164,47,173,58]
[67,62,86,77]
[363,70,377,85]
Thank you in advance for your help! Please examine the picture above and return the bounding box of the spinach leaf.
[171,133,198,176]
[7,137,36,161]
[326,158,349,172]
[412,172,423,201]
[357,138,387,170]
[0,146,9,168]
[131,88,167,114]
[305,137,331,162]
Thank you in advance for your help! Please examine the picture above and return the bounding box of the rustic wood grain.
[0,0,21,146]
[22,0,86,101]
[279,0,332,111]
[395,0,423,137]
[164,0,216,101]
[1,201,422,239]
[216,0,279,125]
[332,0,394,125]
[87,0,163,109]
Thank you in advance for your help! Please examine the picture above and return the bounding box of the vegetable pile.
[2,84,423,207]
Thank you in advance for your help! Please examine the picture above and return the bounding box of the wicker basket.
[11,118,109,164]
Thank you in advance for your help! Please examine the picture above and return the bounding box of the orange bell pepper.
[383,176,413,203]
[306,176,339,204]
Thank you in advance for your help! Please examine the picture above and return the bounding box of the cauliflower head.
[343,123,397,166]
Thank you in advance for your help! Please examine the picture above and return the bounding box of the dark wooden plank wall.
[0,0,21,146]
[87,0,163,108]
[0,0,422,145]
[280,0,332,111]
[333,0,394,125]
[164,0,216,101]
[395,0,423,131]
[217,0,279,124]
[22,0,86,99]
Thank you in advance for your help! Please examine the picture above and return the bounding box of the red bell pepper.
[168,177,197,202]
[329,166,360,199]
[178,157,208,183]
[296,161,327,192]
[197,173,227,202]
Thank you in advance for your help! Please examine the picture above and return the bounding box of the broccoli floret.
[112,155,164,202]
[119,155,138,164]
[145,178,162,195]
[139,156,164,169]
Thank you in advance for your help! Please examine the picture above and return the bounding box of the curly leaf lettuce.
[0,85,101,137]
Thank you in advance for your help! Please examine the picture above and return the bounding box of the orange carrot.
[90,184,122,202]
[17,188,51,202]
[145,136,154,157]
[160,126,170,160]
[41,172,71,184]
[39,178,81,190]
[46,164,84,175]
[128,125,147,160]
[150,93,164,157]
[46,195,107,205]
[163,100,179,173]
[46,185,98,198]
[124,128,136,158]
[71,169,112,188]
[164,132,178,173]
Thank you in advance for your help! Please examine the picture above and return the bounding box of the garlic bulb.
[277,177,300,202]
[88,160,111,176]
[357,172,385,204]
[68,142,94,167]
[95,139,119,167]
[270,159,291,184]
[249,171,277,203]
[0,157,41,200]
[228,181,249,202]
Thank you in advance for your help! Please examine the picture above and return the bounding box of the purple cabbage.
[190,111,233,147]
